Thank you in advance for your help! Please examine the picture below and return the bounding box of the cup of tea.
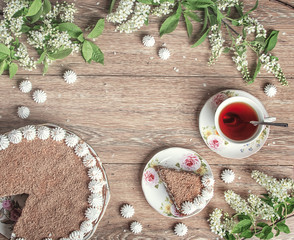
[214,96,265,145]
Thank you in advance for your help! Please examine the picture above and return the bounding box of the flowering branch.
[209,171,294,240]
[0,0,105,78]
[108,0,288,86]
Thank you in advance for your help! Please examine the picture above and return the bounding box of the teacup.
[214,96,265,145]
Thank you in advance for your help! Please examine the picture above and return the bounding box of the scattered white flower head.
[208,208,226,238]
[201,187,214,200]
[88,193,104,209]
[65,134,79,148]
[88,166,103,181]
[174,223,188,237]
[264,84,277,97]
[181,201,197,215]
[17,106,30,119]
[130,221,142,234]
[85,207,100,221]
[120,204,135,218]
[158,47,170,60]
[69,230,83,240]
[0,135,9,150]
[82,154,97,168]
[19,80,32,93]
[88,180,104,194]
[75,142,89,157]
[208,24,225,64]
[221,169,235,184]
[106,0,136,24]
[202,175,215,187]
[37,126,50,140]
[224,190,250,215]
[33,89,47,103]
[8,130,22,144]
[50,127,66,141]
[43,238,52,240]
[63,70,77,84]
[142,35,155,47]
[80,220,93,233]
[22,125,36,141]
[152,2,175,17]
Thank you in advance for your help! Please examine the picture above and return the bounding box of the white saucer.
[199,89,270,159]
[141,147,213,219]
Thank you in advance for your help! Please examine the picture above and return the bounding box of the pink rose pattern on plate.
[207,135,224,151]
[211,93,228,109]
[181,154,201,171]
[144,168,159,187]
[0,197,22,225]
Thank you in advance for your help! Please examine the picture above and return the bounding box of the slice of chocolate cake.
[154,166,203,214]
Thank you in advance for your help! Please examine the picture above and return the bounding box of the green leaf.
[191,27,210,48]
[277,204,284,217]
[185,11,201,22]
[231,219,252,234]
[77,33,85,42]
[0,61,6,75]
[21,25,31,33]
[37,51,47,64]
[202,7,208,33]
[43,60,49,75]
[144,17,149,26]
[0,44,10,56]
[275,228,280,237]
[185,0,213,9]
[82,41,93,62]
[48,48,72,60]
[223,47,230,53]
[264,30,279,53]
[137,0,153,4]
[87,19,105,39]
[89,42,104,64]
[256,226,272,239]
[159,3,182,37]
[231,20,239,26]
[9,63,18,79]
[59,23,83,38]
[226,233,236,240]
[286,197,294,204]
[235,4,243,16]
[30,6,43,23]
[109,0,116,13]
[252,59,261,81]
[245,0,258,15]
[240,230,254,238]
[287,203,294,214]
[26,0,42,17]
[43,0,52,15]
[0,53,7,61]
[184,14,193,37]
[237,214,251,221]
[265,231,274,239]
[257,222,269,228]
[276,222,290,234]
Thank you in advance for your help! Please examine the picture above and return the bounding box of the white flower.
[88,193,104,209]
[120,204,135,218]
[221,169,235,184]
[22,125,36,141]
[216,0,239,11]
[152,2,175,17]
[14,44,36,71]
[65,134,79,148]
[181,201,197,215]
[158,47,170,60]
[232,44,251,83]
[19,80,32,93]
[37,126,50,140]
[208,208,226,238]
[63,70,77,84]
[247,194,276,221]
[224,190,250,214]
[142,35,155,47]
[85,207,100,221]
[83,154,97,168]
[43,238,52,240]
[208,24,225,64]
[88,180,104,194]
[130,221,142,234]
[80,220,93,233]
[8,130,22,144]
[202,175,215,187]
[174,222,188,237]
[88,166,103,181]
[0,135,9,150]
[75,142,89,157]
[69,230,83,240]
[107,0,136,24]
[17,106,30,119]
[50,127,66,141]
[264,84,277,97]
[33,89,47,103]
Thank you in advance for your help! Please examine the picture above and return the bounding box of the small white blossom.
[14,44,36,71]
[224,190,250,215]
[107,0,136,24]
[208,25,225,64]
[152,2,175,17]
[216,0,239,11]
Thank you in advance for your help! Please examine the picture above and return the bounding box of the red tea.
[218,102,259,141]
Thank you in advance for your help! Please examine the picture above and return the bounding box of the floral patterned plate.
[142,147,213,219]
[199,89,269,159]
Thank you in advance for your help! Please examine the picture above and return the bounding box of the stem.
[270,0,294,10]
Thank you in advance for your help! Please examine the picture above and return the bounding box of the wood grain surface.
[0,0,294,239]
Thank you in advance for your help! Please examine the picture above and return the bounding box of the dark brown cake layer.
[155,166,203,212]
[0,138,89,239]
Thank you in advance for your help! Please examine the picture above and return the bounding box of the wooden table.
[0,0,293,239]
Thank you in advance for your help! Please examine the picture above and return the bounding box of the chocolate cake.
[0,125,110,240]
[155,166,214,215]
